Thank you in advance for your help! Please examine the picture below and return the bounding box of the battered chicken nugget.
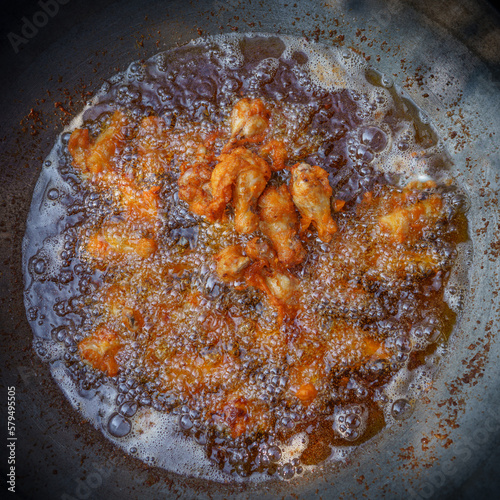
[290,162,337,243]
[258,184,306,267]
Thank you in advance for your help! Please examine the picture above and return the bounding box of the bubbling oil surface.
[23,33,470,481]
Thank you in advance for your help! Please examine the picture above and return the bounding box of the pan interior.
[22,32,472,484]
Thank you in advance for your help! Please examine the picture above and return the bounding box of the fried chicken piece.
[263,268,299,308]
[78,327,122,377]
[324,320,388,370]
[233,163,271,234]
[260,139,288,171]
[214,245,251,282]
[379,193,443,244]
[287,322,388,402]
[67,128,90,171]
[178,163,213,217]
[120,184,161,220]
[368,246,442,281]
[323,184,447,284]
[245,263,299,320]
[88,232,156,260]
[258,184,306,267]
[214,239,299,319]
[101,285,145,333]
[86,220,157,263]
[231,98,270,139]
[68,110,129,176]
[245,237,277,264]
[214,241,300,318]
[207,147,271,225]
[136,115,168,153]
[290,162,337,243]
[333,199,346,212]
[135,115,170,177]
[214,396,269,439]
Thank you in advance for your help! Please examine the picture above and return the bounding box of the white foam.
[50,360,272,482]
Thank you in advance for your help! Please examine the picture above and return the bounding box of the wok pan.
[1,0,499,498]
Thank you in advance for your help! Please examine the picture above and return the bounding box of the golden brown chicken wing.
[244,237,277,264]
[259,139,288,171]
[258,184,306,267]
[214,245,252,282]
[231,98,270,139]
[206,147,271,225]
[178,163,213,217]
[290,162,337,243]
[244,263,299,320]
[68,110,129,176]
[233,163,271,234]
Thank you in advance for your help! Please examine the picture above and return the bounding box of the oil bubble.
[356,145,374,163]
[381,75,393,88]
[120,401,138,418]
[179,414,194,431]
[33,258,47,274]
[391,399,413,420]
[267,445,282,462]
[360,126,388,152]
[108,413,132,437]
[279,462,295,479]
[47,188,59,200]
